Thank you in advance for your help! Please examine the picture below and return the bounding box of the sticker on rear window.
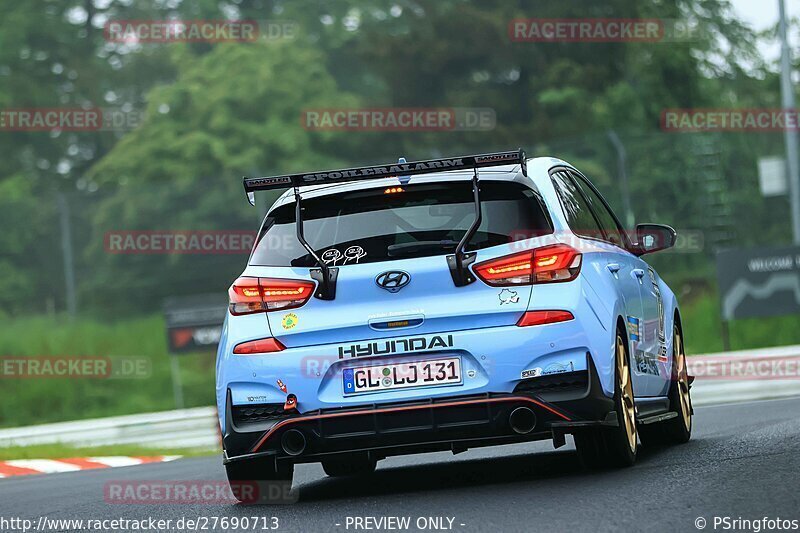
[343,245,367,264]
[321,248,343,265]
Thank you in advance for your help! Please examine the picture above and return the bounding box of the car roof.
[269,156,574,211]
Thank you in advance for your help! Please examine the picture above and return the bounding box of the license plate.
[342,357,462,395]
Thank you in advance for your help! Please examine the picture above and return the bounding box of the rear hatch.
[246,176,553,348]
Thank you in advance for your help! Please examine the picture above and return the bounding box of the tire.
[225,457,293,503]
[576,328,638,468]
[639,323,693,446]
[322,454,377,477]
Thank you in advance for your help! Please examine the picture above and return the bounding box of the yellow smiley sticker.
[281,312,298,330]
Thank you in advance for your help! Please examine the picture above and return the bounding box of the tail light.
[517,310,574,327]
[473,250,532,286]
[532,244,582,283]
[228,277,315,315]
[233,337,286,354]
[473,244,582,286]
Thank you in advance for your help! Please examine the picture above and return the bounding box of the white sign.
[758,156,788,197]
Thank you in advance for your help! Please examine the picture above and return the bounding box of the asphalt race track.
[2,397,800,533]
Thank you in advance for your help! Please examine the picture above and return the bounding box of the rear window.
[249,181,553,267]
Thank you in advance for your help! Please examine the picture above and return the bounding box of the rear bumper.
[217,307,618,431]
[223,356,615,464]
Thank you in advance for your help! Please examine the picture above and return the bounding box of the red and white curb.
[0,456,180,478]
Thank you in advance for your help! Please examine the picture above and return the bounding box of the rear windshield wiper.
[387,240,459,257]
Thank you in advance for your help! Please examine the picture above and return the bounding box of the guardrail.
[687,344,800,406]
[0,407,220,450]
[1,346,798,450]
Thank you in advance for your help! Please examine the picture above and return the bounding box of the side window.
[550,170,603,240]
[569,171,627,248]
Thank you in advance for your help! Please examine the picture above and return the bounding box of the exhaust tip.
[281,429,306,456]
[509,407,537,435]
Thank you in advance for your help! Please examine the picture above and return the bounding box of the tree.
[81,41,364,313]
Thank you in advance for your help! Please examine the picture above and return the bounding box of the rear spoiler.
[243,148,528,300]
[242,149,527,205]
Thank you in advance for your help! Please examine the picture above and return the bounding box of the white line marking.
[6,460,81,473]
[86,456,144,467]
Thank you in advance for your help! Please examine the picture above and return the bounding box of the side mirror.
[635,224,676,255]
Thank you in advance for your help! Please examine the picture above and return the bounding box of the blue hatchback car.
[216,150,693,492]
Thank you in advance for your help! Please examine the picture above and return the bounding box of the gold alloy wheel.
[674,328,692,432]
[617,335,637,453]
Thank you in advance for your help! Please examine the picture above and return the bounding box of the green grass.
[0,314,216,428]
[681,292,800,355]
[0,443,215,461]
